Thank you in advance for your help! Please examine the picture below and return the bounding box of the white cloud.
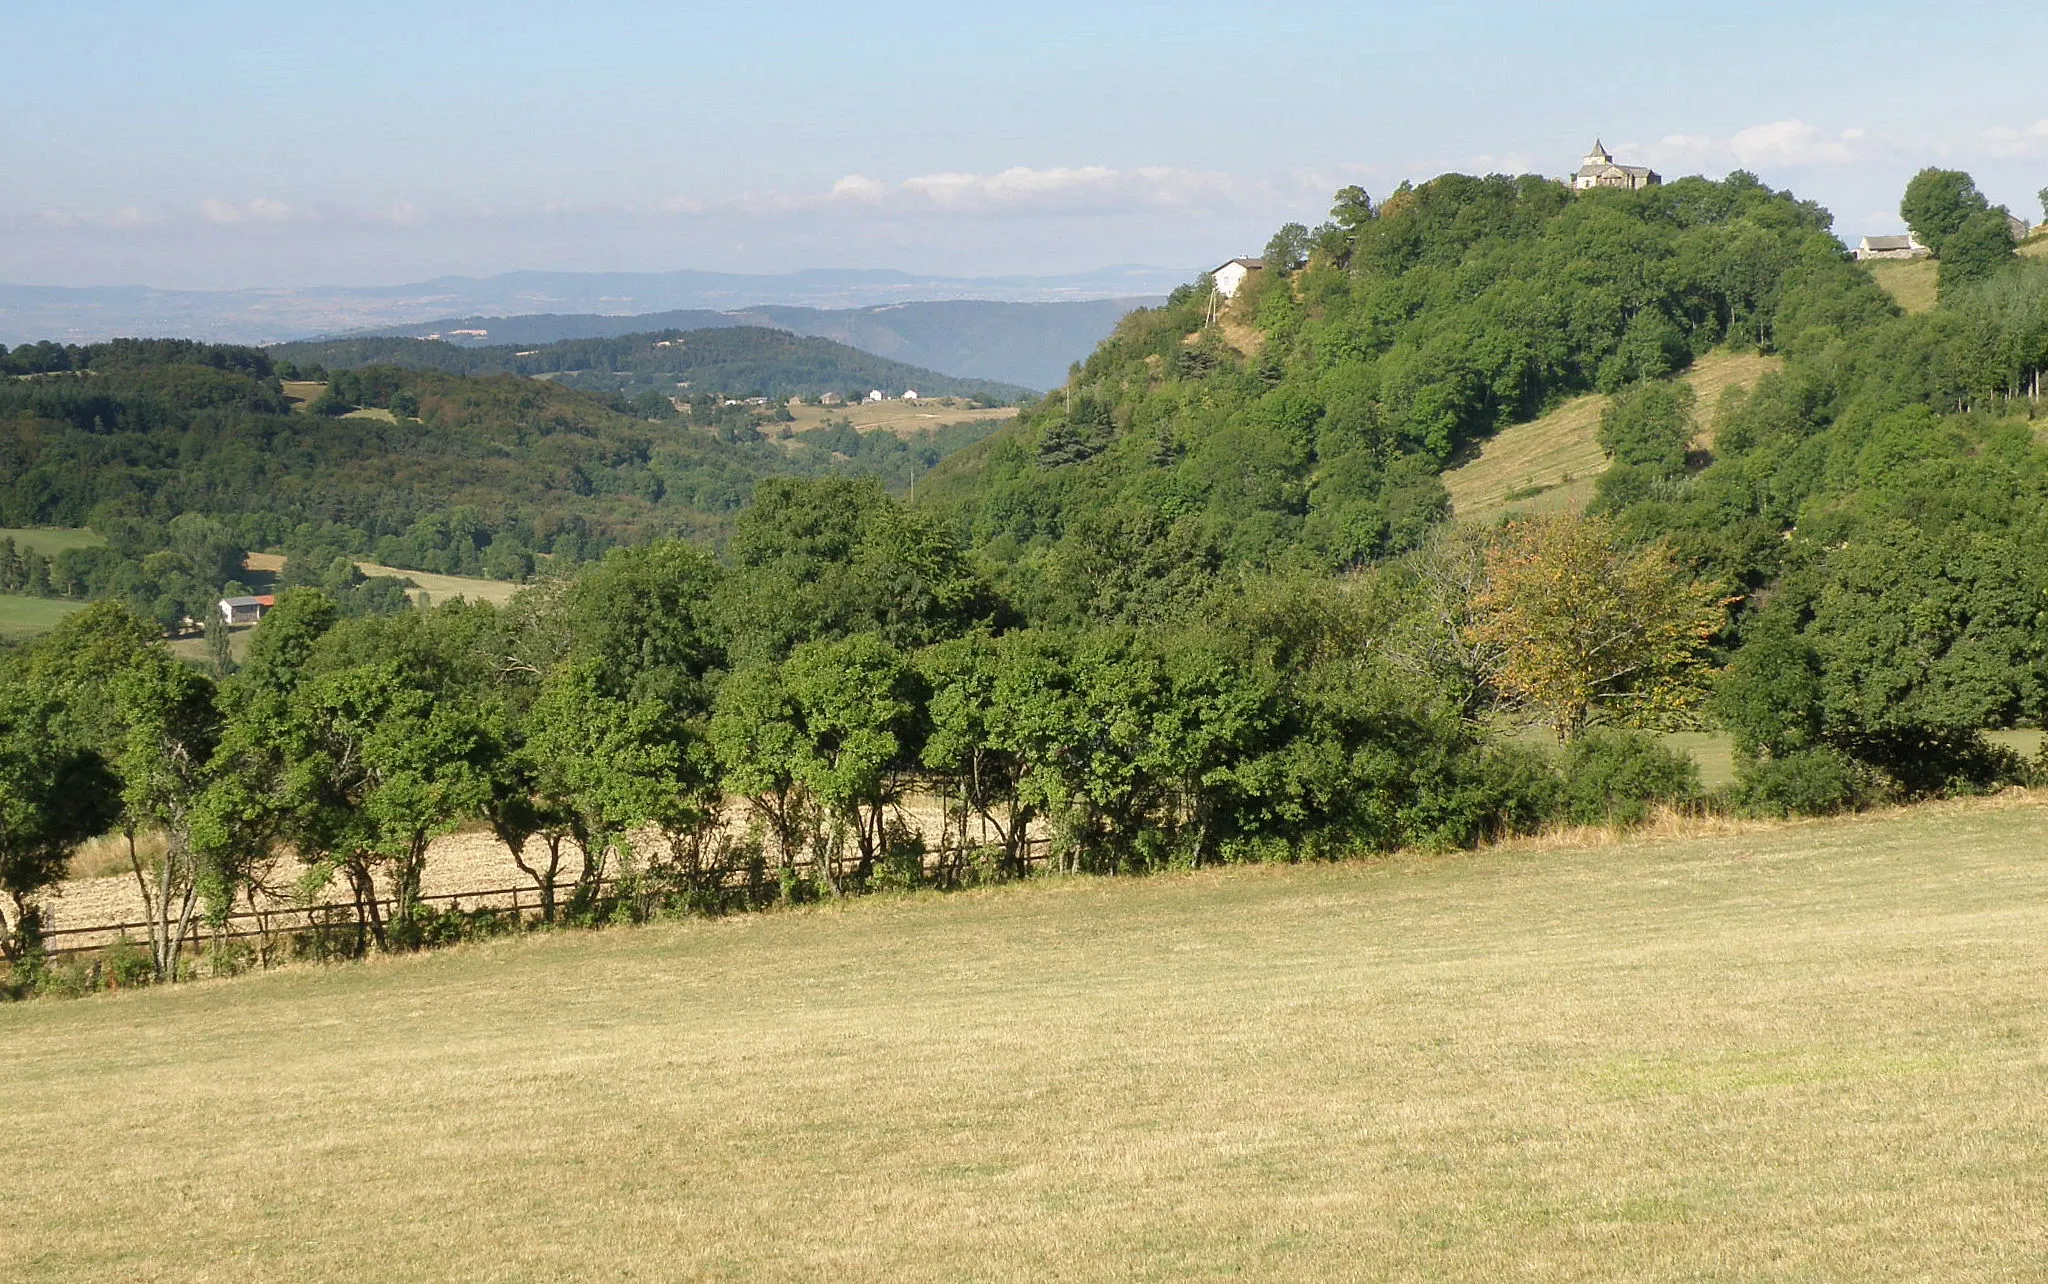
[901,165,1118,210]
[1648,120,1864,171]
[200,197,297,224]
[648,164,1276,223]
[1982,119,2048,158]
[38,205,155,230]
[827,174,888,204]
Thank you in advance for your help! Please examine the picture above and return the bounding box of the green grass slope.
[1862,258,1938,314]
[7,798,2047,1281]
[1444,350,1782,523]
[0,594,84,637]
[1863,234,2048,316]
[0,527,105,558]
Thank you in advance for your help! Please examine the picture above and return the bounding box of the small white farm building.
[219,594,275,627]
[1210,258,1265,301]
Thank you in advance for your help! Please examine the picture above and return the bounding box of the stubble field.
[4,797,2047,1281]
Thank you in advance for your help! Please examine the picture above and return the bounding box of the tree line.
[8,476,1791,997]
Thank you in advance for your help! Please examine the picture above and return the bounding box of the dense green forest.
[0,339,1006,624]
[269,327,1029,404]
[920,165,2048,797]
[919,172,1852,617]
[10,164,2048,995]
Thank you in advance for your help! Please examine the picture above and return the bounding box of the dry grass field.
[279,379,323,409]
[245,552,520,607]
[6,796,2048,1281]
[1862,258,1938,314]
[778,397,1018,439]
[1863,235,2048,315]
[354,562,522,606]
[1444,351,1782,524]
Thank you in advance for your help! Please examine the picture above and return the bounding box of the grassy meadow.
[355,562,522,605]
[0,593,85,637]
[6,797,2048,1281]
[780,396,1019,439]
[1443,351,1781,523]
[1862,234,2048,316]
[0,526,106,558]
[1862,258,1938,314]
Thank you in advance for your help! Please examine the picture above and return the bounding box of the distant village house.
[219,594,275,627]
[1210,258,1265,301]
[1854,234,1930,261]
[1572,140,1660,191]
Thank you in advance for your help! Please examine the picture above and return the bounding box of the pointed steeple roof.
[1587,138,1611,162]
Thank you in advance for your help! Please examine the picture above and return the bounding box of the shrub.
[1838,729,2028,800]
[103,937,155,989]
[1560,731,1700,826]
[1467,742,1565,841]
[1732,746,1884,818]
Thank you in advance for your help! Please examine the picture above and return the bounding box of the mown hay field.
[1863,258,1938,314]
[778,397,1018,439]
[1444,350,1782,524]
[5,796,2048,1281]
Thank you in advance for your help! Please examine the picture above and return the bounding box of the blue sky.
[6,0,2047,289]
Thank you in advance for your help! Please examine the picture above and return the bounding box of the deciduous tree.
[0,685,119,960]
[1463,514,1722,743]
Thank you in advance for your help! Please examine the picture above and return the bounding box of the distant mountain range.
[0,264,1187,351]
[345,298,1160,391]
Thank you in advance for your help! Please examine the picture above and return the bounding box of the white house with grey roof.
[1854,233,1931,261]
[1572,140,1660,191]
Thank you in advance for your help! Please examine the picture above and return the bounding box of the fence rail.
[38,833,1058,958]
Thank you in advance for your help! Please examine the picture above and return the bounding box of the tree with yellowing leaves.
[1463,513,1722,743]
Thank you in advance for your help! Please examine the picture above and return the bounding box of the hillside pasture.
[778,397,1018,439]
[356,562,521,605]
[240,553,519,607]
[1863,235,2048,315]
[1862,258,1938,314]
[279,379,323,410]
[0,593,84,637]
[1445,350,1782,524]
[0,526,106,558]
[5,797,2048,1281]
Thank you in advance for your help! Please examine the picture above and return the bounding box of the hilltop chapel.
[1572,140,1660,191]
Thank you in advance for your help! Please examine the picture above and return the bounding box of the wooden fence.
[38,834,1058,960]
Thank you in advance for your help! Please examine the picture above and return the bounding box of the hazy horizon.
[7,0,2048,292]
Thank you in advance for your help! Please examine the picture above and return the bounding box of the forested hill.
[918,172,1871,622]
[0,338,1010,624]
[345,298,1155,391]
[269,327,1030,404]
